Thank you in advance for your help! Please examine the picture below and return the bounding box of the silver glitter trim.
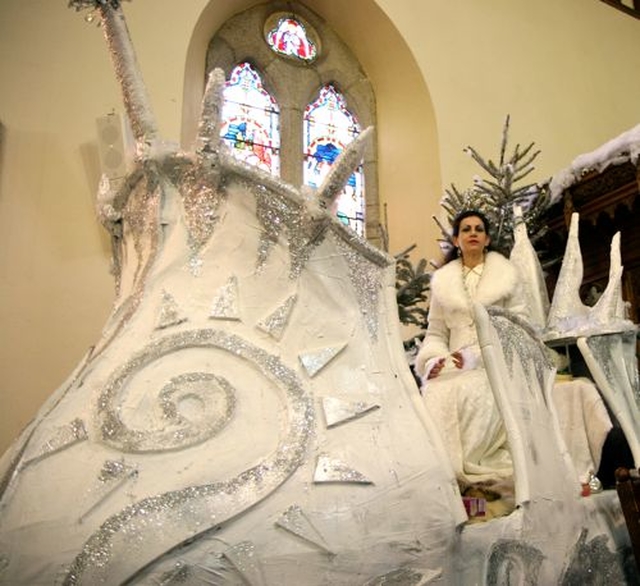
[22,419,88,466]
[223,541,267,585]
[313,454,372,484]
[336,236,383,341]
[68,329,314,585]
[209,275,241,321]
[298,343,347,378]
[275,505,333,554]
[321,397,380,428]
[156,290,187,330]
[182,159,225,273]
[488,307,555,399]
[487,540,544,585]
[256,294,297,341]
[90,171,162,362]
[560,529,627,584]
[96,2,158,143]
[99,363,237,453]
[254,186,326,278]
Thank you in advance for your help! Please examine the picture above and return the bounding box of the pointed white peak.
[155,290,187,330]
[256,294,297,341]
[591,232,631,327]
[93,2,159,143]
[223,541,266,586]
[322,397,380,428]
[313,454,373,484]
[275,505,333,554]
[298,343,347,377]
[510,204,550,329]
[195,68,226,157]
[545,213,589,336]
[210,276,241,321]
[317,126,373,210]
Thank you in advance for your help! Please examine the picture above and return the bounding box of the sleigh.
[0,2,638,584]
[459,204,640,582]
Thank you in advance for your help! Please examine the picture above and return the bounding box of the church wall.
[1,0,639,453]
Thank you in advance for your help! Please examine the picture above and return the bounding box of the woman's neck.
[462,251,485,269]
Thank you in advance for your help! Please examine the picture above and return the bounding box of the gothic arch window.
[221,62,280,175]
[206,2,380,246]
[304,84,364,234]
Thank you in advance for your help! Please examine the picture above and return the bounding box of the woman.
[415,210,528,486]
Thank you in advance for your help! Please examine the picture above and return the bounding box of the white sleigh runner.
[467,304,631,583]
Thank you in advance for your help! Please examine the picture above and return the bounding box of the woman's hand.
[426,357,446,379]
[452,350,464,369]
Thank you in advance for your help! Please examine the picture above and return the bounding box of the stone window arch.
[206,2,380,245]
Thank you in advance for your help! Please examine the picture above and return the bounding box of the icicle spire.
[70,0,158,143]
[317,126,372,209]
[510,204,550,330]
[546,213,589,334]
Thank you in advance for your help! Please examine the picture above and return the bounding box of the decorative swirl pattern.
[98,334,238,453]
[68,329,314,585]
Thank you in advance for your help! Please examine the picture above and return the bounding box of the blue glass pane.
[304,85,365,236]
[221,63,280,175]
[267,17,317,61]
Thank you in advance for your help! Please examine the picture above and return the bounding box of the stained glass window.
[221,62,280,175]
[304,85,365,235]
[266,17,317,61]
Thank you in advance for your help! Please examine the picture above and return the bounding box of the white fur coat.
[415,252,528,377]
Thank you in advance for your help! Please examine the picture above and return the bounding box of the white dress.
[415,252,528,484]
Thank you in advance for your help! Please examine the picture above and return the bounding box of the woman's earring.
[456,247,461,257]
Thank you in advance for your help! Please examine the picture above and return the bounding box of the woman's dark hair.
[443,209,494,264]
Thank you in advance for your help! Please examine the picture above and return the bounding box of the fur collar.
[430,251,518,312]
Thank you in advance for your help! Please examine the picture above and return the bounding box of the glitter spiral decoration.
[64,328,315,584]
[97,329,311,453]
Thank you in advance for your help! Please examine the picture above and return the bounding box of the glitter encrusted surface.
[489,307,555,396]
[23,418,87,466]
[313,455,372,484]
[256,294,297,341]
[67,329,314,584]
[322,397,380,428]
[275,504,332,554]
[223,541,266,585]
[209,276,241,321]
[298,344,347,378]
[156,290,187,330]
[335,236,382,341]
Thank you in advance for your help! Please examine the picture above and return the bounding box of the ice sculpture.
[545,212,635,340]
[509,204,550,330]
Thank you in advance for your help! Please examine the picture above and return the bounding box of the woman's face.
[453,215,490,257]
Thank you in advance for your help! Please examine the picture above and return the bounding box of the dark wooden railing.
[600,0,640,19]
